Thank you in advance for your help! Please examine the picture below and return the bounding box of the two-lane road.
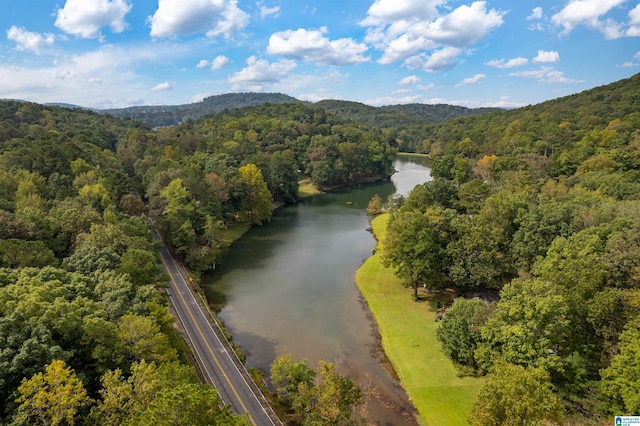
[155,230,277,426]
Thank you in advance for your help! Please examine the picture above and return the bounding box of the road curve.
[154,229,278,426]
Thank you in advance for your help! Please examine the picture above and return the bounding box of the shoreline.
[354,213,483,426]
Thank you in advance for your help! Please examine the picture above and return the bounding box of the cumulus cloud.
[455,73,485,87]
[527,7,543,20]
[398,75,421,85]
[211,55,231,70]
[361,0,441,25]
[196,55,231,70]
[267,27,370,65]
[55,0,132,39]
[405,46,462,72]
[486,57,528,68]
[551,0,625,39]
[0,44,181,108]
[228,56,296,90]
[149,0,249,39]
[533,50,560,63]
[258,1,280,18]
[628,4,640,36]
[362,1,505,70]
[7,26,55,54]
[509,66,582,83]
[152,81,172,91]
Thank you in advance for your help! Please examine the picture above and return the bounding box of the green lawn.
[298,178,322,198]
[355,213,483,426]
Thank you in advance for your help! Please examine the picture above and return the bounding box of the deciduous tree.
[13,359,91,426]
[238,163,272,225]
[470,362,563,426]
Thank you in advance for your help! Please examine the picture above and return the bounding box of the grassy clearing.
[355,213,483,426]
[220,223,251,245]
[298,178,322,198]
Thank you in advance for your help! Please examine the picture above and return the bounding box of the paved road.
[154,230,277,426]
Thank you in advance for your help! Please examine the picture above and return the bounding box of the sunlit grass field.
[297,178,322,198]
[355,213,483,426]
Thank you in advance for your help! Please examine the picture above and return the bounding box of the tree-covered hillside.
[103,92,502,144]
[381,72,640,424]
[2,71,639,425]
[126,102,396,272]
[315,99,500,128]
[0,100,246,424]
[104,92,300,127]
[0,97,393,424]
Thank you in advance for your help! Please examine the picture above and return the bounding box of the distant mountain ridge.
[102,92,501,128]
[102,92,300,127]
[315,100,501,128]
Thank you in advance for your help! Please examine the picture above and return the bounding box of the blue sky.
[1,0,639,109]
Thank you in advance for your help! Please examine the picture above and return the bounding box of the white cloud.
[533,50,560,63]
[362,1,505,70]
[406,46,462,72]
[196,55,231,70]
[418,83,435,91]
[509,66,582,83]
[258,1,280,19]
[419,2,506,48]
[0,43,188,109]
[551,0,625,39]
[627,4,640,36]
[7,26,55,54]
[55,0,132,39]
[149,0,249,39]
[527,7,543,20]
[487,57,528,68]
[365,94,426,106]
[620,50,640,67]
[228,56,296,90]
[211,55,231,70]
[455,73,485,87]
[398,75,421,85]
[267,28,370,66]
[361,0,442,26]
[376,34,436,65]
[152,81,172,91]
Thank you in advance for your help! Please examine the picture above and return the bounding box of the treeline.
[103,92,501,131]
[104,92,299,127]
[0,98,394,423]
[315,99,500,129]
[0,101,246,424]
[380,72,640,424]
[124,102,396,272]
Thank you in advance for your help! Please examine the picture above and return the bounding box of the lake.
[204,154,432,424]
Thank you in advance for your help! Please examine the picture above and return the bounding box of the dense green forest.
[315,99,500,128]
[103,92,299,128]
[381,72,640,424]
[0,99,393,424]
[124,102,397,272]
[2,70,640,424]
[102,92,500,137]
[0,101,248,424]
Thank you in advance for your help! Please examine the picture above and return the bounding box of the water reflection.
[204,155,431,425]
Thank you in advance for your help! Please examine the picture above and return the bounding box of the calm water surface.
[204,155,432,425]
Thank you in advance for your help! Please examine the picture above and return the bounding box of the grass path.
[355,214,483,426]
